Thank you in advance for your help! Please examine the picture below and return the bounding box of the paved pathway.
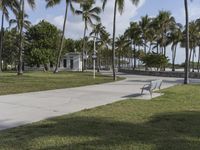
[0,72,191,130]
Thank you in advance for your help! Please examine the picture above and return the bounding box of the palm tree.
[139,15,151,54]
[102,0,140,80]
[90,23,107,71]
[115,35,129,70]
[9,13,31,31]
[75,2,101,71]
[184,0,190,84]
[125,22,141,70]
[46,0,82,73]
[169,23,183,71]
[188,21,198,72]
[155,11,176,56]
[98,31,111,69]
[90,23,106,39]
[0,0,19,72]
[18,0,35,75]
[195,19,200,72]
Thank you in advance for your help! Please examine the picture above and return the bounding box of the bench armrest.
[142,84,150,89]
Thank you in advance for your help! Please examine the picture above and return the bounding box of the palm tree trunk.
[18,0,25,75]
[144,40,148,71]
[118,51,120,70]
[0,11,4,72]
[192,48,195,72]
[163,46,167,71]
[111,0,117,80]
[133,44,136,70]
[197,46,200,72]
[184,0,189,84]
[189,48,192,71]
[172,44,177,72]
[144,40,147,54]
[82,21,87,72]
[54,2,69,73]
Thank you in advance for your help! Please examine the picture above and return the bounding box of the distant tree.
[169,23,183,71]
[101,0,140,80]
[45,0,81,73]
[63,38,75,54]
[0,0,19,72]
[75,1,101,71]
[25,20,60,71]
[2,29,19,70]
[139,15,152,54]
[115,35,129,69]
[9,13,31,31]
[141,52,169,70]
[18,0,36,75]
[125,22,142,70]
[184,0,190,84]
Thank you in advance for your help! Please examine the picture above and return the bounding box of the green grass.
[0,85,200,150]
[0,71,117,95]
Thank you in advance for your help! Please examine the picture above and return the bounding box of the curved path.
[0,72,189,130]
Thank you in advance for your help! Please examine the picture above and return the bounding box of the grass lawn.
[0,85,200,150]
[0,71,116,95]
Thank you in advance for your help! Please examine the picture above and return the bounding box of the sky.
[3,0,200,64]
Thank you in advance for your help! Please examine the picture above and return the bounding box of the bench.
[141,80,163,98]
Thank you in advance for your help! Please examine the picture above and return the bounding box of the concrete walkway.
[0,72,187,131]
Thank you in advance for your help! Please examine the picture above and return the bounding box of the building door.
[63,59,67,68]
[70,59,73,69]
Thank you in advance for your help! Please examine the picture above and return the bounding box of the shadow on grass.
[0,111,200,150]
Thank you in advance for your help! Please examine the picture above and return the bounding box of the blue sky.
[3,0,200,64]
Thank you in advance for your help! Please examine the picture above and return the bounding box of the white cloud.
[43,0,146,39]
[99,0,146,37]
[189,2,200,20]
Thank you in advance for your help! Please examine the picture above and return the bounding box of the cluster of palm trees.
[0,0,35,75]
[116,11,181,70]
[0,0,193,84]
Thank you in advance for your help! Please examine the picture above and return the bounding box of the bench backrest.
[150,80,158,90]
[150,80,163,90]
[156,79,162,89]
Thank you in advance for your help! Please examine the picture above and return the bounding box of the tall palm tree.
[9,13,31,31]
[90,23,106,39]
[155,11,175,56]
[184,0,190,84]
[90,23,107,71]
[18,0,35,75]
[139,15,151,54]
[125,21,141,70]
[102,0,139,80]
[169,23,183,71]
[0,0,19,72]
[115,35,129,70]
[75,2,101,71]
[46,0,82,73]
[188,21,198,72]
[195,19,200,72]
[98,30,111,69]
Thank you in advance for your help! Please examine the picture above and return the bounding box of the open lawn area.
[0,71,116,95]
[0,85,200,150]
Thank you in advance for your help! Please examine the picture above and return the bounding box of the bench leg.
[141,89,144,95]
[149,90,153,98]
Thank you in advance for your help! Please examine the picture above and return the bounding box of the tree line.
[0,0,192,84]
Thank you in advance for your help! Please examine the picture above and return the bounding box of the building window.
[63,59,67,68]
[70,59,73,69]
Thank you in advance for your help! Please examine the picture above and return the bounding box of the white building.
[60,52,82,71]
